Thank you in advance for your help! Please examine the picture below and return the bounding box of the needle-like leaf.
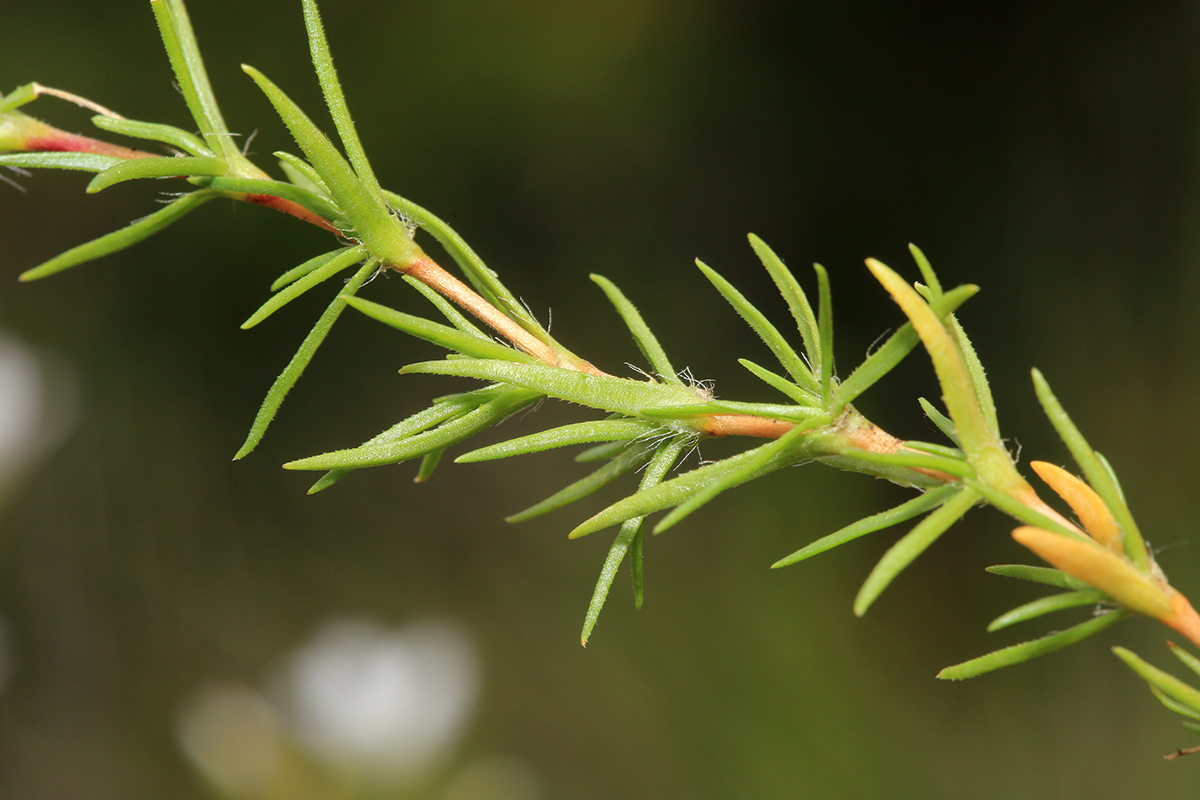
[654,422,815,534]
[581,438,686,645]
[242,65,413,266]
[308,385,512,493]
[270,249,346,292]
[854,486,979,616]
[243,245,368,329]
[918,398,960,446]
[0,152,124,172]
[285,388,541,470]
[506,445,652,523]
[749,234,821,378]
[19,189,218,281]
[695,259,819,395]
[985,564,1089,590]
[344,296,533,362]
[569,442,802,539]
[400,359,701,417]
[1032,369,1149,568]
[1114,646,1200,713]
[234,260,377,459]
[772,484,960,568]
[738,359,816,405]
[301,0,383,203]
[590,274,681,384]
[833,284,978,409]
[1170,642,1200,679]
[91,115,214,156]
[456,420,657,463]
[938,610,1129,680]
[986,589,1106,632]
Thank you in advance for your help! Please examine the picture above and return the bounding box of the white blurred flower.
[176,683,285,797]
[276,618,481,782]
[0,331,76,499]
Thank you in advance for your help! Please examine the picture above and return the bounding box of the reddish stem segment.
[26,129,154,161]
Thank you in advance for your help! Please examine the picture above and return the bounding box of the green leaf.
[19,189,218,281]
[243,246,369,328]
[506,445,652,523]
[91,115,214,157]
[907,243,941,298]
[301,0,383,203]
[1095,451,1128,507]
[575,439,633,463]
[833,284,978,410]
[151,0,244,164]
[918,398,960,446]
[772,484,960,568]
[1151,686,1200,723]
[938,610,1129,680]
[1170,642,1200,680]
[1114,646,1200,714]
[695,259,819,395]
[867,260,1018,490]
[581,438,686,646]
[86,155,228,193]
[234,260,377,459]
[853,486,979,616]
[985,564,1089,590]
[414,449,443,483]
[815,263,834,398]
[308,385,511,492]
[631,527,645,609]
[456,419,657,463]
[241,65,413,266]
[1032,369,1149,568]
[275,150,332,197]
[345,296,533,362]
[748,234,822,380]
[947,313,1000,437]
[400,358,701,417]
[270,249,346,292]
[654,422,817,534]
[840,448,973,479]
[967,480,1091,542]
[738,359,818,406]
[0,152,124,172]
[903,441,965,459]
[285,388,542,470]
[986,589,1106,632]
[590,274,681,384]
[569,439,809,539]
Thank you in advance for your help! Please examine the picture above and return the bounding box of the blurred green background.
[3,0,1200,797]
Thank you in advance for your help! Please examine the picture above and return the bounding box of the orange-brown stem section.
[701,414,795,438]
[402,255,563,366]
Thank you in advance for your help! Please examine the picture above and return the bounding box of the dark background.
[3,0,1200,797]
